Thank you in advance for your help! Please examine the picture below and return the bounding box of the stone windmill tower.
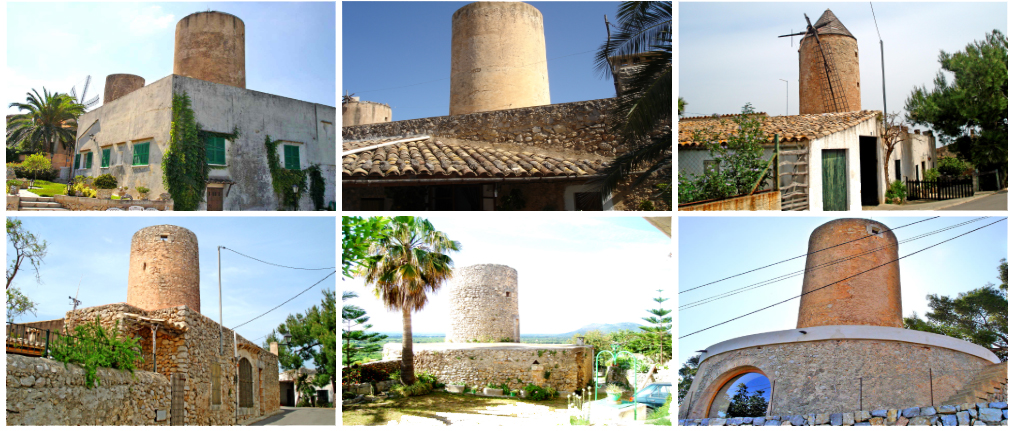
[782,9,861,114]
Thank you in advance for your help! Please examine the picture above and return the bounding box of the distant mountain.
[553,322,642,338]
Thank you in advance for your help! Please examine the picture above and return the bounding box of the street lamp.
[781,77,789,114]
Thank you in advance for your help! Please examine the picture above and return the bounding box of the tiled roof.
[678,110,880,147]
[342,138,608,178]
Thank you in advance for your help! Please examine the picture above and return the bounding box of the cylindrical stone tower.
[797,219,901,328]
[449,2,550,115]
[798,9,860,114]
[173,11,246,88]
[342,97,392,126]
[446,264,519,343]
[127,225,201,312]
[103,74,145,104]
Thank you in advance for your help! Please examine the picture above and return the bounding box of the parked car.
[635,382,671,409]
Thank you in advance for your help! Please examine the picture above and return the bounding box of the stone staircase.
[942,362,1008,406]
[18,196,67,211]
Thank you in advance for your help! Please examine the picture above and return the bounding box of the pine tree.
[638,289,672,363]
[342,291,387,366]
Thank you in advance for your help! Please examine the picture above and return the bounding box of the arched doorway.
[707,372,771,418]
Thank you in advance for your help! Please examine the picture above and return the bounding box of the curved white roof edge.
[699,325,1000,364]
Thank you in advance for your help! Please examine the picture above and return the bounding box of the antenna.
[69,276,83,313]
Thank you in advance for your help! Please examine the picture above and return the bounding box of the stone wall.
[127,225,201,313]
[7,195,19,210]
[680,339,993,418]
[679,402,1008,426]
[54,195,174,211]
[447,264,519,343]
[384,343,594,392]
[6,354,170,426]
[343,99,627,158]
[63,303,280,425]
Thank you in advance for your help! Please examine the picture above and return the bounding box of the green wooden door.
[822,150,847,211]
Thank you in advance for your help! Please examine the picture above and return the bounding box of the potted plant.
[94,174,118,199]
[136,186,150,200]
[483,382,504,396]
[605,383,625,404]
[446,382,466,394]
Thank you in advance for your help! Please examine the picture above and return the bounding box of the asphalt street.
[250,407,336,426]
[940,190,1008,211]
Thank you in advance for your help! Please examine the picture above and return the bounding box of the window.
[132,142,150,166]
[74,154,81,170]
[283,145,301,170]
[206,135,226,166]
[895,160,901,181]
[84,152,93,169]
[101,148,111,168]
[707,372,770,418]
[239,358,253,408]
[211,363,221,405]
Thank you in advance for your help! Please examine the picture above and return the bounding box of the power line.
[233,271,336,330]
[351,49,596,95]
[221,246,335,271]
[679,216,938,294]
[680,217,987,307]
[679,218,1006,340]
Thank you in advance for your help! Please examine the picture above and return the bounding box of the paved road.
[250,407,336,426]
[940,190,1008,211]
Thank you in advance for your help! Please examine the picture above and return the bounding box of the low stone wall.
[343,99,627,158]
[383,343,594,392]
[678,402,1008,426]
[6,354,170,426]
[54,195,174,211]
[7,195,19,210]
[679,190,781,211]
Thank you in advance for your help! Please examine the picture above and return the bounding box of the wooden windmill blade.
[803,14,849,113]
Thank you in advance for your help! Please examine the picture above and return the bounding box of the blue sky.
[677,216,1007,366]
[342,1,622,121]
[6,216,336,348]
[679,2,1007,132]
[343,214,671,335]
[5,2,336,115]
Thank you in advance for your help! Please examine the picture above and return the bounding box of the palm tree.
[7,88,86,169]
[359,217,460,385]
[593,1,672,204]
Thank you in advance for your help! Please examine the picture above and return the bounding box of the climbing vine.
[163,92,209,211]
[264,135,307,210]
[306,164,326,210]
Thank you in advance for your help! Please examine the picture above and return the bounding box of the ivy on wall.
[162,92,209,211]
[264,135,307,210]
[306,164,326,210]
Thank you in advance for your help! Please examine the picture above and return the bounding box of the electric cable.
[679,216,938,294]
[233,271,336,330]
[221,246,336,271]
[680,217,989,310]
[679,218,1006,340]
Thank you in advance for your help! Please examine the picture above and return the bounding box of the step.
[19,196,56,202]
[20,208,68,211]
[20,202,62,208]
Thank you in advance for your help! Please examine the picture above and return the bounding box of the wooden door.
[822,150,847,211]
[207,187,223,211]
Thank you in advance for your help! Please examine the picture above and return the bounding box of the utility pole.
[219,246,223,356]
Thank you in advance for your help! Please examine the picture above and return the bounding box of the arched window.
[239,358,253,408]
[707,372,770,418]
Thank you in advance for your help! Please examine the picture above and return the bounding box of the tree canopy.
[266,289,337,395]
[341,216,390,279]
[904,258,1008,362]
[677,353,700,402]
[905,30,1008,183]
[342,290,387,366]
[7,88,84,157]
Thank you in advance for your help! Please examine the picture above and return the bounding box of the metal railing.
[6,322,64,358]
[907,177,974,201]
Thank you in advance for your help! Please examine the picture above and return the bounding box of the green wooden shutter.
[284,145,300,170]
[74,154,81,170]
[85,152,93,169]
[133,143,149,165]
[206,136,225,165]
[101,148,111,168]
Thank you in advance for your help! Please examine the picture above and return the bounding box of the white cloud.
[124,6,175,36]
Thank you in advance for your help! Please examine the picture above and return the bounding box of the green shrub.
[885,180,907,202]
[937,156,970,176]
[50,317,144,388]
[924,168,940,182]
[648,394,673,425]
[391,379,433,397]
[93,174,118,189]
[523,383,558,401]
[136,186,150,194]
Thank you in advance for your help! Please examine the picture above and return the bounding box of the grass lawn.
[26,180,66,197]
[342,391,609,426]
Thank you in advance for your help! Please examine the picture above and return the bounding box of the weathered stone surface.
[854,422,871,426]
[842,412,854,425]
[764,420,780,426]
[1004,409,1008,419]
[815,413,830,425]
[978,408,1003,422]
[830,413,842,426]
[972,420,986,426]
[920,406,937,416]
[989,402,1008,409]
[754,417,766,426]
[969,408,978,419]
[709,418,726,426]
[940,415,957,426]
[789,415,806,426]
[976,403,990,411]
[728,417,744,426]
[870,410,887,418]
[855,411,871,422]
[938,405,957,414]
[901,407,920,418]
[895,416,908,426]
[701,418,710,426]
[886,409,897,423]
[908,416,931,426]
[868,417,883,425]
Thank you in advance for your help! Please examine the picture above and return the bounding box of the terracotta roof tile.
[342,138,607,179]
[678,110,880,147]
